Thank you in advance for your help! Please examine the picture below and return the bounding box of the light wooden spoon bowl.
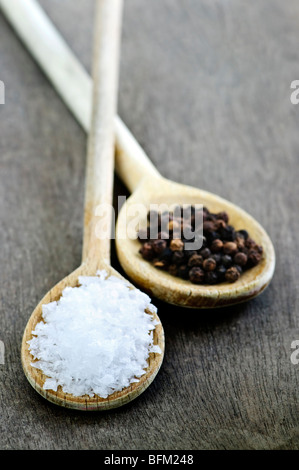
[22,264,164,411]
[21,0,164,411]
[115,162,275,309]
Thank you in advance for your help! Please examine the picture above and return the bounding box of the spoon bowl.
[22,263,164,410]
[116,175,275,308]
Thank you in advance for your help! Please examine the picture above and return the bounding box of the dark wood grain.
[0,0,299,450]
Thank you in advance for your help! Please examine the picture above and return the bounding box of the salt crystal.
[27,270,161,398]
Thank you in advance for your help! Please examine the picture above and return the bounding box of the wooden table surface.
[0,0,299,450]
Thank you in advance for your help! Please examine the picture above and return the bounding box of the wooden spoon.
[21,0,164,411]
[2,0,275,308]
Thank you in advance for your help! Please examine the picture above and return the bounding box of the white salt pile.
[27,270,161,398]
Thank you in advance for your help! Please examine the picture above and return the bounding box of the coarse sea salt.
[27,270,161,398]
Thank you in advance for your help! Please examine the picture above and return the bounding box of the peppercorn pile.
[138,206,263,284]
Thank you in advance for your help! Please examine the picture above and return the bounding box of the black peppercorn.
[152,239,167,255]
[222,254,233,268]
[188,254,203,267]
[200,247,211,259]
[247,250,262,267]
[220,225,236,241]
[170,238,184,251]
[223,242,238,256]
[210,253,222,264]
[139,242,155,260]
[189,267,205,284]
[225,266,241,282]
[235,235,245,250]
[160,247,173,263]
[234,251,248,266]
[210,239,223,253]
[216,211,229,223]
[203,221,216,233]
[236,229,249,240]
[245,238,257,249]
[216,265,227,281]
[206,230,220,242]
[204,271,218,284]
[172,251,185,266]
[256,245,263,254]
[184,250,198,259]
[203,257,217,272]
[234,264,243,274]
[215,218,227,230]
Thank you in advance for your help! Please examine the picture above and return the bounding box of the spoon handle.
[0,0,161,194]
[82,0,123,268]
